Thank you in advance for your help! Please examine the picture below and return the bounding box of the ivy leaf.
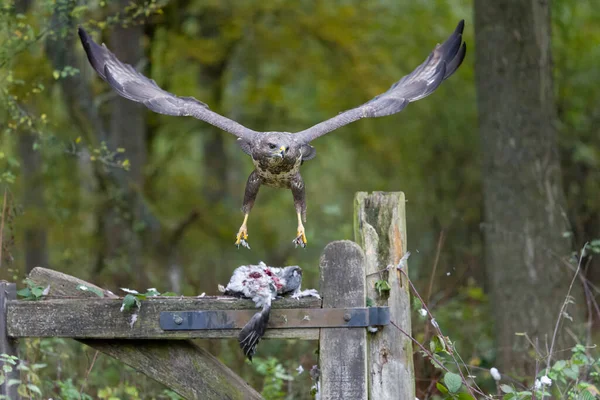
[444,371,462,393]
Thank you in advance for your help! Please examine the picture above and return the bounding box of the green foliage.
[435,372,474,400]
[251,357,294,400]
[56,378,93,400]
[374,279,391,296]
[120,287,177,312]
[16,278,48,301]
[0,353,45,399]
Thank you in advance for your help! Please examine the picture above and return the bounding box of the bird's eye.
[268,143,277,150]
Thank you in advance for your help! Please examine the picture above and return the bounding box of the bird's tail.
[238,304,271,361]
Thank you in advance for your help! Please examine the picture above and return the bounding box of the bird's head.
[279,266,302,294]
[253,133,299,162]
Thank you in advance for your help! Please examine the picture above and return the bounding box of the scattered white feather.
[197,292,206,298]
[129,313,138,328]
[296,365,304,375]
[292,289,321,299]
[431,318,439,329]
[490,367,501,381]
[397,251,411,270]
[217,284,226,293]
[418,308,427,317]
[367,326,379,333]
[121,288,139,294]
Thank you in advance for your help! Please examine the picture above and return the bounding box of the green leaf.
[2,365,11,373]
[500,384,514,393]
[7,379,20,387]
[435,382,448,394]
[30,286,44,298]
[26,383,41,395]
[456,393,476,400]
[552,360,567,371]
[121,294,139,312]
[444,371,462,393]
[563,364,579,380]
[374,279,391,296]
[16,288,30,298]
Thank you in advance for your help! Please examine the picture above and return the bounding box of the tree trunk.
[18,133,48,273]
[474,0,584,374]
[104,15,148,287]
[15,0,48,274]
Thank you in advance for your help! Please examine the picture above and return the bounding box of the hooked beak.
[277,145,286,158]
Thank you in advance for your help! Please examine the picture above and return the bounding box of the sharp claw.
[235,230,250,249]
[292,235,307,249]
[235,237,251,250]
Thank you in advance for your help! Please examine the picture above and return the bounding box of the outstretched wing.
[294,20,466,144]
[78,27,258,140]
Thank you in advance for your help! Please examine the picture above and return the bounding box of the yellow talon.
[293,212,307,248]
[235,214,250,249]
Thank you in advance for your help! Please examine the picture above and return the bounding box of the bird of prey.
[222,262,319,360]
[78,20,466,249]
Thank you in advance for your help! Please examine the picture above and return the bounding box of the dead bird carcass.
[220,262,319,360]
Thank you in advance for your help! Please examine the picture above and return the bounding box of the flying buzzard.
[78,20,466,249]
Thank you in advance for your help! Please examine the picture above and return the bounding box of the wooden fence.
[0,192,414,399]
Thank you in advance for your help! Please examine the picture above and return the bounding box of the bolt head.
[343,313,351,322]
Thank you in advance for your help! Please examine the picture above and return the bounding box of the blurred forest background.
[1,0,599,399]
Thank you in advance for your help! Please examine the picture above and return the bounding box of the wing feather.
[79,27,257,139]
[294,20,466,144]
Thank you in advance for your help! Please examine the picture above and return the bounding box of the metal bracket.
[160,307,389,331]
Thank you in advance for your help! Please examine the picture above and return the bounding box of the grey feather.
[79,27,258,140]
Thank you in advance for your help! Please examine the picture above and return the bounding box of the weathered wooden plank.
[355,192,415,399]
[0,282,19,400]
[319,241,367,400]
[8,297,318,340]
[26,267,262,400]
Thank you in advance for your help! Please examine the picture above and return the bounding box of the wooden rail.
[0,191,415,400]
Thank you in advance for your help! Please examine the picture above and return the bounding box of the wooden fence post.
[355,192,415,399]
[0,281,19,400]
[319,240,367,400]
